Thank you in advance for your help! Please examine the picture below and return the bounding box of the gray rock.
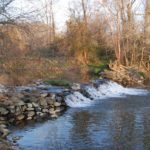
[9,106,15,109]
[36,112,45,117]
[16,93,24,99]
[42,109,49,113]
[15,106,22,115]
[0,107,9,115]
[12,136,22,141]
[0,124,7,128]
[27,117,33,120]
[0,125,10,138]
[26,107,35,111]
[27,111,35,117]
[9,106,15,113]
[49,108,56,115]
[41,93,48,98]
[56,96,63,102]
[51,113,58,118]
[38,112,44,117]
[0,121,7,124]
[47,99,54,105]
[71,83,81,90]
[27,103,33,108]
[0,117,6,121]
[10,109,15,114]
[39,99,48,107]
[35,107,42,112]
[36,112,41,116]
[18,101,25,106]
[55,106,65,113]
[9,118,15,123]
[61,102,66,106]
[54,102,61,107]
[32,102,39,108]
[22,105,27,112]
[16,115,25,121]
[50,93,56,100]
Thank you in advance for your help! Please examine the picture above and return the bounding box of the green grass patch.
[44,79,72,87]
[88,63,108,76]
[138,71,145,78]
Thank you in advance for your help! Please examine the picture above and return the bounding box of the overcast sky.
[12,0,145,31]
[13,0,72,30]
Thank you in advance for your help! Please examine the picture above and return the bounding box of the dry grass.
[0,57,90,85]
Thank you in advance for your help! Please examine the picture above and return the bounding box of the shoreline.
[0,83,69,140]
[0,78,149,149]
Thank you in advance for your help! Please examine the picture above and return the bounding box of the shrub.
[44,79,72,87]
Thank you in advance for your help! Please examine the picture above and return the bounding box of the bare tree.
[40,0,56,44]
[144,0,150,44]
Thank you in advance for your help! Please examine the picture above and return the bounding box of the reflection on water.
[9,94,150,150]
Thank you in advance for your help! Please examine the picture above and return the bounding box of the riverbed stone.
[9,105,15,113]
[22,105,27,112]
[32,102,39,108]
[36,112,44,117]
[17,101,25,106]
[51,113,58,118]
[27,117,33,120]
[46,99,54,105]
[15,106,22,115]
[12,136,22,141]
[41,93,48,98]
[0,124,7,128]
[9,118,15,123]
[16,115,25,121]
[27,111,35,117]
[39,99,48,107]
[9,105,15,109]
[0,121,7,124]
[49,93,56,100]
[55,106,65,113]
[26,107,34,111]
[42,109,49,113]
[0,83,68,139]
[49,108,56,115]
[35,107,42,112]
[71,83,81,90]
[0,126,10,138]
[54,102,61,107]
[0,117,6,121]
[56,96,63,102]
[0,107,9,115]
[27,103,33,108]
[39,112,45,117]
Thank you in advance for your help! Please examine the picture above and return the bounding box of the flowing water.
[8,80,150,150]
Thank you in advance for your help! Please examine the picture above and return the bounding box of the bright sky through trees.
[12,0,145,31]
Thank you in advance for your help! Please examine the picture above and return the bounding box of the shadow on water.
[8,94,150,150]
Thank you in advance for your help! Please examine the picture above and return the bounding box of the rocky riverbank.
[0,83,69,140]
[0,77,149,149]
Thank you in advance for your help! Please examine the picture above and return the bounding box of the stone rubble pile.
[0,89,68,138]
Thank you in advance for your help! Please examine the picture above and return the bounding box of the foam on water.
[65,92,92,108]
[65,80,148,108]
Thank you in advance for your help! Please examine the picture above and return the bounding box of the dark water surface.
[9,93,150,150]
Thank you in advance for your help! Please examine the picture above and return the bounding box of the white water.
[65,80,148,108]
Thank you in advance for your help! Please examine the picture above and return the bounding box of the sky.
[13,0,72,30]
[12,0,145,31]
